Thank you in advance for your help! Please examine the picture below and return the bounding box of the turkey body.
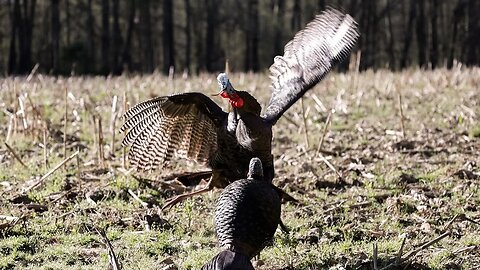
[215,108,275,185]
[201,158,280,270]
[214,178,280,256]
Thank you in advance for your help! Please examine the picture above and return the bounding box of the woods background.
[1,0,479,76]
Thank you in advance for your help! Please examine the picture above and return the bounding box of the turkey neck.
[232,91,275,181]
[235,110,272,152]
[232,108,274,181]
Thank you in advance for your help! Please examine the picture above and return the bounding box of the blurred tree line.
[1,0,479,75]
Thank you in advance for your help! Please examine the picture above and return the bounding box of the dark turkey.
[120,8,359,209]
[201,158,280,270]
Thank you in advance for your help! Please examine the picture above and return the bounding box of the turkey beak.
[211,91,222,97]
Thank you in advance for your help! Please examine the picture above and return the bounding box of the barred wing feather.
[120,93,227,171]
[263,8,359,124]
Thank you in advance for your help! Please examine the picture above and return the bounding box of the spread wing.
[120,93,227,171]
[263,8,359,124]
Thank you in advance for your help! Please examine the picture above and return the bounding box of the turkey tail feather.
[263,7,359,125]
[201,250,254,270]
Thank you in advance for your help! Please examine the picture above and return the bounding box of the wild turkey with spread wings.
[120,8,359,209]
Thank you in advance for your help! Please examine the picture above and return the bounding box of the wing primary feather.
[120,93,226,171]
[121,107,164,147]
[120,97,166,131]
[263,7,359,125]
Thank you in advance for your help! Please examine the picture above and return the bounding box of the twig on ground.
[396,85,406,139]
[110,95,118,157]
[116,167,135,176]
[128,189,149,208]
[280,114,300,128]
[400,148,445,155]
[0,214,24,233]
[26,63,39,82]
[97,116,105,167]
[43,122,48,170]
[122,91,128,169]
[4,142,28,169]
[349,201,372,209]
[13,88,18,138]
[452,245,478,255]
[318,153,343,180]
[56,208,78,220]
[64,87,68,159]
[300,97,310,149]
[26,93,45,121]
[324,200,346,214]
[373,242,379,270]
[395,235,407,264]
[443,213,461,231]
[353,50,362,106]
[6,114,14,142]
[400,231,450,263]
[315,109,334,157]
[91,114,98,162]
[168,66,175,94]
[17,95,28,131]
[463,215,480,226]
[24,150,79,192]
[95,227,121,270]
[311,93,327,113]
[379,232,449,270]
[48,191,70,205]
[76,147,81,181]
[0,215,19,222]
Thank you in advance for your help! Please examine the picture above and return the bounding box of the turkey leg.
[161,172,218,210]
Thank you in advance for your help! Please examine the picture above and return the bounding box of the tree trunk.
[401,1,416,68]
[291,0,301,31]
[273,0,285,58]
[121,0,136,72]
[51,0,60,74]
[163,0,175,74]
[430,0,439,68]
[87,0,95,73]
[245,0,259,71]
[184,0,191,74]
[139,0,154,72]
[16,0,36,74]
[369,1,378,69]
[448,1,466,68]
[194,1,205,72]
[360,0,375,69]
[112,0,122,74]
[466,0,479,66]
[416,0,428,68]
[318,0,325,11]
[8,0,19,74]
[205,0,218,72]
[66,0,71,47]
[386,0,395,69]
[101,0,111,74]
[440,2,449,66]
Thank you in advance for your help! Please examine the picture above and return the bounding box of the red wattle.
[231,98,244,108]
[220,91,229,98]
